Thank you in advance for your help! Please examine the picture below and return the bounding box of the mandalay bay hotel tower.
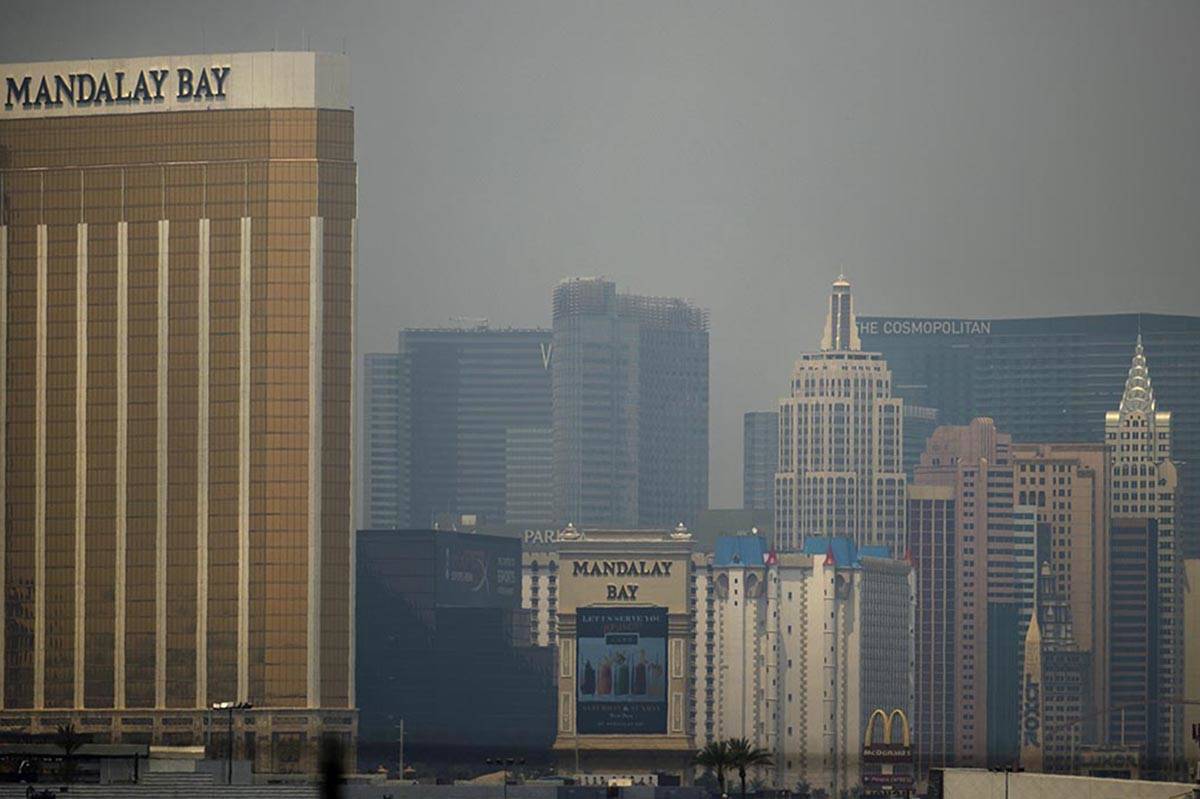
[0,53,356,772]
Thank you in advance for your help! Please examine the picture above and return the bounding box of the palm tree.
[55,723,85,783]
[694,740,732,797]
[726,738,773,799]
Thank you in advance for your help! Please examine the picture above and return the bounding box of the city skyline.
[1,1,1199,791]
[362,288,1200,522]
[5,0,1200,508]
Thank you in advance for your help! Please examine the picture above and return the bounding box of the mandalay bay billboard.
[576,607,668,734]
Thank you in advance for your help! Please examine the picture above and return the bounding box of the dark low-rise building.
[356,529,555,776]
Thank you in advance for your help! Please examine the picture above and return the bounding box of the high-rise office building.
[551,278,709,529]
[857,314,1200,558]
[362,353,408,529]
[0,52,356,771]
[361,326,553,529]
[775,278,906,554]
[911,418,1033,767]
[1010,443,1108,726]
[902,404,940,476]
[505,426,554,527]
[742,411,777,514]
[907,484,957,778]
[1104,338,1180,768]
[1107,517,1165,768]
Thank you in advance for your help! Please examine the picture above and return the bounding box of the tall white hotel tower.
[775,277,906,554]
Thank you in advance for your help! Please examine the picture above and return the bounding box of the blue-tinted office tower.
[743,411,778,514]
[552,278,709,528]
[361,326,553,529]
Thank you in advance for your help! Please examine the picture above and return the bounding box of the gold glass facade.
[0,88,356,772]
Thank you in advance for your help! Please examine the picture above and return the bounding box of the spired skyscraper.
[1104,337,1180,769]
[775,277,906,553]
[0,52,356,771]
[551,278,709,529]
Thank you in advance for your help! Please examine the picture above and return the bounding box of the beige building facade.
[911,418,1027,767]
[1184,559,1200,778]
[0,52,356,773]
[551,527,696,780]
[775,277,906,555]
[1010,443,1108,726]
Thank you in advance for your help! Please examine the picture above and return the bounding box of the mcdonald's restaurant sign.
[863,708,913,763]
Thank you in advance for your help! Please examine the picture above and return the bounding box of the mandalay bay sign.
[5,66,230,110]
[1,52,352,120]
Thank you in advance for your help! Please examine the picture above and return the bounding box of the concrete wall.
[341,787,706,799]
[941,769,1199,799]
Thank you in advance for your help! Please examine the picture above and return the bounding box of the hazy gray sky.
[5,0,1199,507]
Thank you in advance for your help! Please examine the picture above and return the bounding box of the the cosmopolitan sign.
[6,66,230,110]
[858,318,992,337]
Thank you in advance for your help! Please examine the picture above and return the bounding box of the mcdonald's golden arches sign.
[862,708,913,763]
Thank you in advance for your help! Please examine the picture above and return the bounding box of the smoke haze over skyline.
[5,0,1199,506]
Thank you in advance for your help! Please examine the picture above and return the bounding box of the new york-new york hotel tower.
[0,52,356,772]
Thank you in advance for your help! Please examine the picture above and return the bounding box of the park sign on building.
[2,52,350,118]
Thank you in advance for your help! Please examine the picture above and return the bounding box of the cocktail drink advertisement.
[576,607,668,734]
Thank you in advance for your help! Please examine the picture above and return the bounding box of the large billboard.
[435,534,520,608]
[576,607,668,734]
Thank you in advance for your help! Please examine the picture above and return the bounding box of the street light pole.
[226,705,234,782]
[486,756,524,799]
[213,700,253,784]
